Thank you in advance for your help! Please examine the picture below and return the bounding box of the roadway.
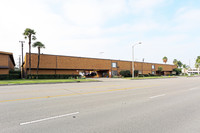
[1,77,200,133]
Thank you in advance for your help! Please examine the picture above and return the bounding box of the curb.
[0,80,101,86]
[130,77,178,80]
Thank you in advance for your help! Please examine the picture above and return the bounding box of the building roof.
[0,51,15,66]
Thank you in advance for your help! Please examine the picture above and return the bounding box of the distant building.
[186,68,200,75]
[0,51,15,74]
[23,53,177,77]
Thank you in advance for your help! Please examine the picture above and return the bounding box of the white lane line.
[189,88,199,91]
[20,112,79,126]
[149,94,166,99]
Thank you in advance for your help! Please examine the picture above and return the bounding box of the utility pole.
[142,58,144,74]
[19,41,25,78]
[19,55,21,70]
[132,42,142,79]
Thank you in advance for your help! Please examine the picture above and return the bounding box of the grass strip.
[0,79,97,85]
[124,76,177,80]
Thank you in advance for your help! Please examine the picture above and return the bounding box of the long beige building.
[23,53,177,77]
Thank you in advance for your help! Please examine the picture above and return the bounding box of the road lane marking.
[149,94,166,99]
[0,85,120,95]
[189,88,199,91]
[20,112,79,126]
[0,85,159,103]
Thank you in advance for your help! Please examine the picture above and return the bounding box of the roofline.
[25,53,176,66]
[0,51,15,66]
[0,51,13,55]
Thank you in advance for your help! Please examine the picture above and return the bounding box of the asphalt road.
[1,77,200,133]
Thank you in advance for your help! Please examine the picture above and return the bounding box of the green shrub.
[149,74,155,76]
[0,75,9,80]
[26,74,81,79]
[0,74,20,80]
[173,68,182,75]
[134,70,139,77]
[138,74,144,77]
[9,70,21,75]
[120,70,131,77]
[9,74,20,79]
[143,74,149,77]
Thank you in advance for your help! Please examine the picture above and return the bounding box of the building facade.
[0,51,15,74]
[23,53,177,77]
[185,68,200,75]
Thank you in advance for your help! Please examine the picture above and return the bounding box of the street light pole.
[132,42,142,79]
[19,41,25,78]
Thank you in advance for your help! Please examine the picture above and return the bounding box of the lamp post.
[19,41,25,78]
[132,42,142,79]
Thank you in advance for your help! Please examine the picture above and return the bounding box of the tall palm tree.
[195,56,200,68]
[177,61,183,68]
[23,28,36,76]
[173,59,178,66]
[32,41,45,76]
[162,56,168,64]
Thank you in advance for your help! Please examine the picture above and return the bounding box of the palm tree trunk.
[29,36,31,78]
[37,47,40,78]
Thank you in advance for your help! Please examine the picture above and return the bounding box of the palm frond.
[32,41,45,48]
[32,36,37,40]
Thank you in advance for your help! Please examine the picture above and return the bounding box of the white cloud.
[62,0,126,26]
[172,8,200,32]
[0,0,200,67]
[128,0,167,14]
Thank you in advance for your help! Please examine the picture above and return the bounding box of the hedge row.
[138,74,157,77]
[119,70,139,77]
[26,74,81,79]
[0,74,21,80]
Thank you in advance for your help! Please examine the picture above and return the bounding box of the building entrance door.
[112,70,118,77]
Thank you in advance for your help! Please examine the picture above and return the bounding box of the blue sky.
[1,0,200,67]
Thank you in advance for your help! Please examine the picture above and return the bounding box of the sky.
[1,0,200,67]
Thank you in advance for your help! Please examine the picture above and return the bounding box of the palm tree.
[183,64,187,69]
[23,28,36,76]
[173,59,178,66]
[195,56,200,68]
[163,56,168,64]
[177,61,183,68]
[32,41,45,76]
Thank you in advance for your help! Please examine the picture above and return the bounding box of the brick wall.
[0,69,9,74]
[0,54,15,75]
[0,54,8,67]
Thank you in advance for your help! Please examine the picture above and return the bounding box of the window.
[112,62,117,68]
[138,71,142,74]
[112,71,118,76]
[152,65,155,69]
